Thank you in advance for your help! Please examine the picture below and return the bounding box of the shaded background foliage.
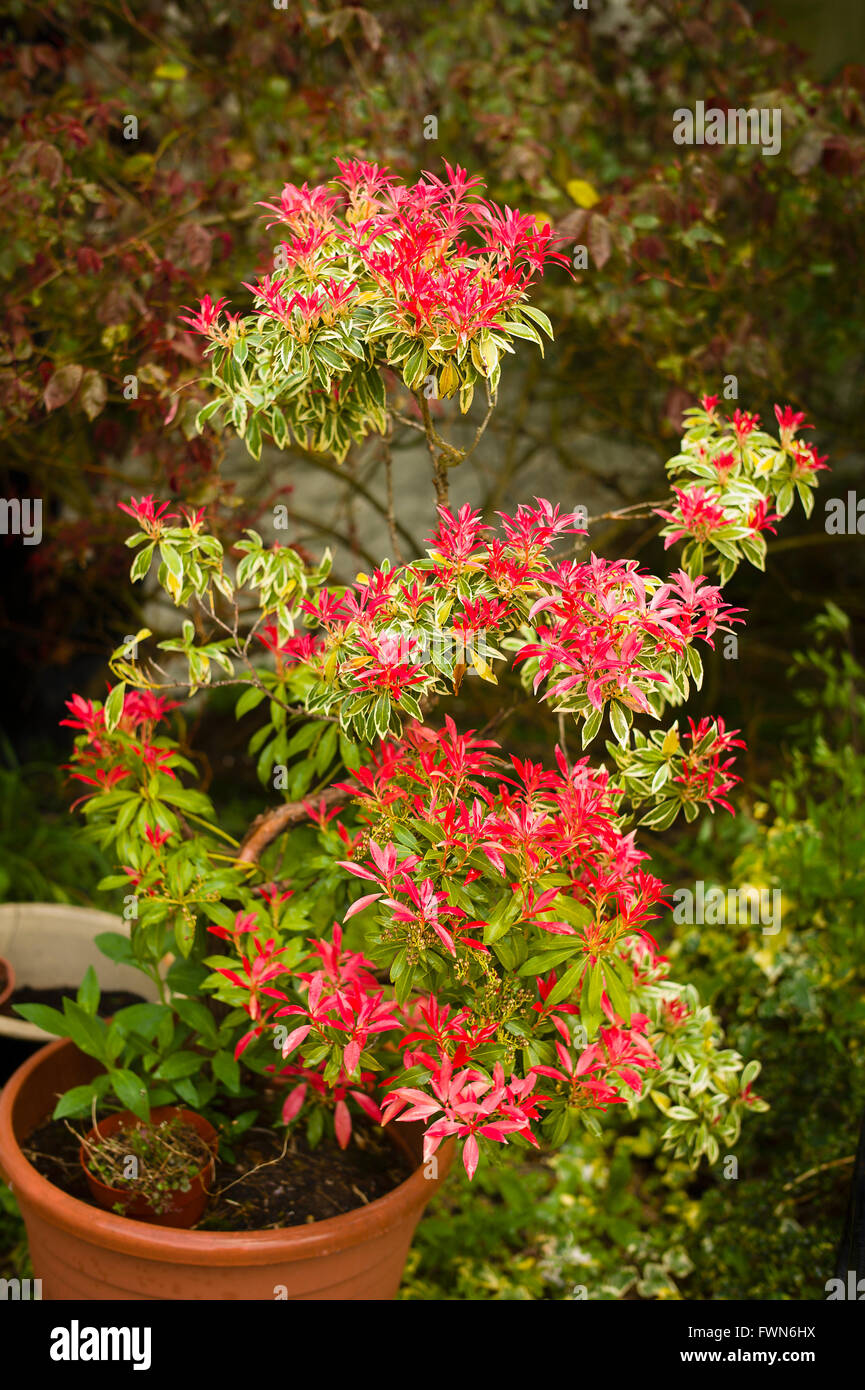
[0,0,863,1298]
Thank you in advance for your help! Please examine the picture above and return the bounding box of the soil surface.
[1,986,147,1017]
[23,1100,414,1229]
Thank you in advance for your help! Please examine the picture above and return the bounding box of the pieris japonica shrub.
[183,158,567,466]
[41,161,826,1182]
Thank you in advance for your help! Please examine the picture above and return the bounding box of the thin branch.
[419,394,450,506]
[587,498,670,525]
[782,1155,855,1191]
[459,381,496,467]
[238,785,350,864]
[391,411,427,435]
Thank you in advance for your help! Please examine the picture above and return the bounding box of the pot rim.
[0,1035,453,1266]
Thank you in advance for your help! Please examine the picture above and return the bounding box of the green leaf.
[517,945,578,977]
[602,961,632,1024]
[314,722,339,774]
[175,912,197,959]
[581,706,603,748]
[685,644,704,687]
[166,958,209,996]
[339,733,362,772]
[62,999,109,1061]
[109,1068,150,1120]
[544,960,587,1007]
[246,414,263,461]
[235,685,267,719]
[639,798,681,831]
[483,895,521,945]
[740,1059,761,1090]
[52,1080,110,1121]
[104,682,127,733]
[160,543,183,581]
[271,405,289,450]
[545,1106,572,1147]
[373,694,391,737]
[173,1077,201,1109]
[13,1002,69,1036]
[154,1050,202,1080]
[173,997,218,1041]
[212,1051,241,1091]
[608,701,631,746]
[130,543,155,583]
[587,960,603,1014]
[520,304,554,339]
[195,398,223,432]
[76,965,100,1017]
[94,932,136,967]
[394,963,416,1008]
[110,1002,172,1040]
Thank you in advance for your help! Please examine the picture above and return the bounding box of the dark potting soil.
[1,986,147,1017]
[23,1103,414,1230]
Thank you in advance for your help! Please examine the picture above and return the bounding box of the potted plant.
[79,1107,218,1227]
[0,161,826,1301]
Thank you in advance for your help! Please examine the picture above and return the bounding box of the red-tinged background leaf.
[588,214,612,269]
[43,363,84,412]
[79,369,107,420]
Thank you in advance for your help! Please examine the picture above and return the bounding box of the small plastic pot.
[80,1106,218,1230]
[0,955,14,1011]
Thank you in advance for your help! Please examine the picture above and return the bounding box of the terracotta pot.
[0,955,13,1011]
[80,1106,218,1229]
[0,1036,453,1300]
